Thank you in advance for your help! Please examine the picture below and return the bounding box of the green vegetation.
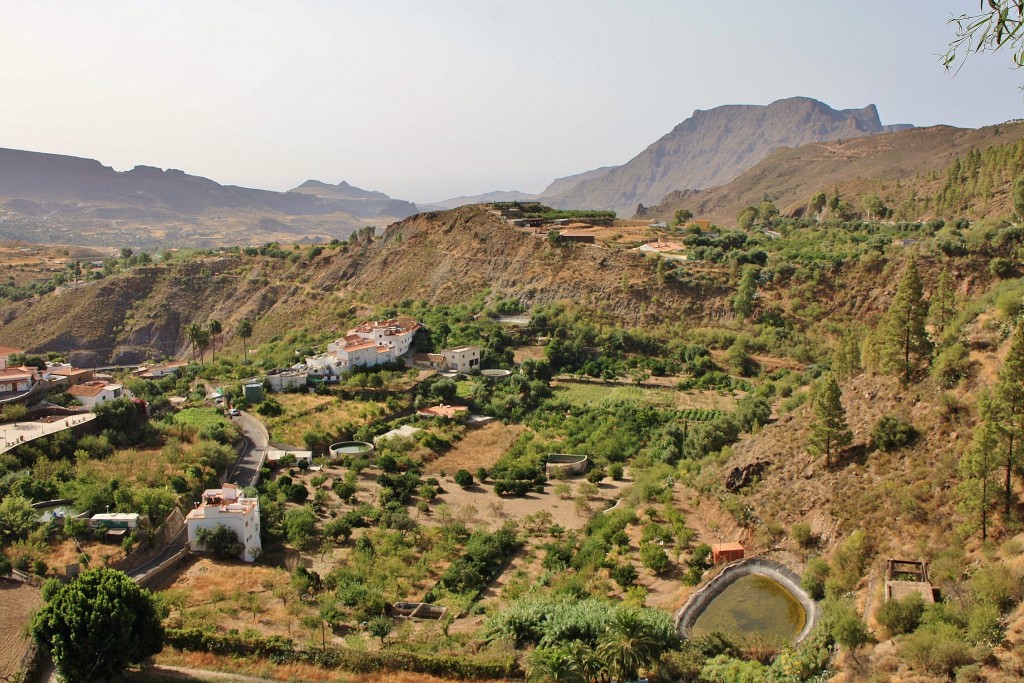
[32,568,164,683]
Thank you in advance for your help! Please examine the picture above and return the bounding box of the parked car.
[228,408,240,416]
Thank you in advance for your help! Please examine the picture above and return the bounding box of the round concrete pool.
[329,441,375,458]
[676,558,819,645]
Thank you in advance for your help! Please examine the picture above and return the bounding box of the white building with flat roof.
[185,484,261,562]
[441,346,480,373]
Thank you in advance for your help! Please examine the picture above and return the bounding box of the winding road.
[128,410,268,583]
[227,410,269,489]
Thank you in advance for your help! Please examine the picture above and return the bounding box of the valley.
[3,190,1024,682]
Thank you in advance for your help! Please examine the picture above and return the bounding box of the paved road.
[227,410,269,489]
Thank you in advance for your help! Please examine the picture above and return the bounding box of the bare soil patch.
[427,475,632,532]
[0,580,43,680]
[423,422,526,475]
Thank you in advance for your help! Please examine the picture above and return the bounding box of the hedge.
[164,628,519,679]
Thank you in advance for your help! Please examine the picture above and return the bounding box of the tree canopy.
[32,568,164,683]
[944,2,1024,73]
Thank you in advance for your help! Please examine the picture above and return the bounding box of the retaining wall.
[136,547,192,589]
[675,556,820,645]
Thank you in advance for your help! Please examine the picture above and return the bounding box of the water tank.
[243,382,264,404]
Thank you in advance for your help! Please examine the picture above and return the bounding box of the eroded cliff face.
[543,97,893,215]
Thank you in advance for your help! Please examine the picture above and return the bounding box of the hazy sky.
[1,1,1022,203]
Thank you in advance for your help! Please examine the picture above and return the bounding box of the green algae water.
[690,574,806,643]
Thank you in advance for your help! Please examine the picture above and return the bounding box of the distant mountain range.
[435,97,913,216]
[0,148,419,247]
[289,179,417,218]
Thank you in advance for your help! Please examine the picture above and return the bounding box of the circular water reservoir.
[480,369,512,379]
[329,441,374,458]
[690,574,805,643]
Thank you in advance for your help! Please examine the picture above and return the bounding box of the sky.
[1,1,1022,203]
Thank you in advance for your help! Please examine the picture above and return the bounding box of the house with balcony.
[185,484,262,562]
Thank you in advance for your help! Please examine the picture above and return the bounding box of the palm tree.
[207,319,222,362]
[565,640,603,683]
[527,647,585,683]
[184,322,204,363]
[194,329,211,365]
[237,319,253,361]
[595,609,664,683]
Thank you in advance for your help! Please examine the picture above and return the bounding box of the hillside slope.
[0,207,730,364]
[641,120,1024,225]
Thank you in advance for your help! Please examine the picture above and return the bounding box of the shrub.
[801,557,830,601]
[610,562,638,588]
[876,592,925,636]
[640,543,669,574]
[609,463,624,480]
[790,522,816,549]
[990,257,1015,279]
[899,623,976,677]
[932,343,971,388]
[454,469,474,489]
[969,563,1023,612]
[871,416,918,452]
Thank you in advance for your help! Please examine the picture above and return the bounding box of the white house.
[310,317,421,373]
[185,484,262,562]
[440,346,480,373]
[0,365,37,393]
[135,360,188,379]
[68,381,130,408]
[267,369,308,392]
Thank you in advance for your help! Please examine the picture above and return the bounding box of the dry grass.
[422,422,526,475]
[0,580,42,680]
[263,394,374,446]
[426,472,632,533]
[551,380,738,412]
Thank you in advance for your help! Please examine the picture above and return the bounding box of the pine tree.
[877,259,931,383]
[959,398,1000,541]
[993,321,1024,516]
[808,374,853,467]
[929,268,956,339]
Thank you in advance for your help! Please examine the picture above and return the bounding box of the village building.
[135,360,188,379]
[0,364,37,394]
[440,346,480,373]
[374,424,423,446]
[307,317,421,375]
[266,369,308,392]
[185,484,262,562]
[266,449,313,466]
[558,229,597,244]
[68,381,130,408]
[45,365,95,386]
[711,542,745,564]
